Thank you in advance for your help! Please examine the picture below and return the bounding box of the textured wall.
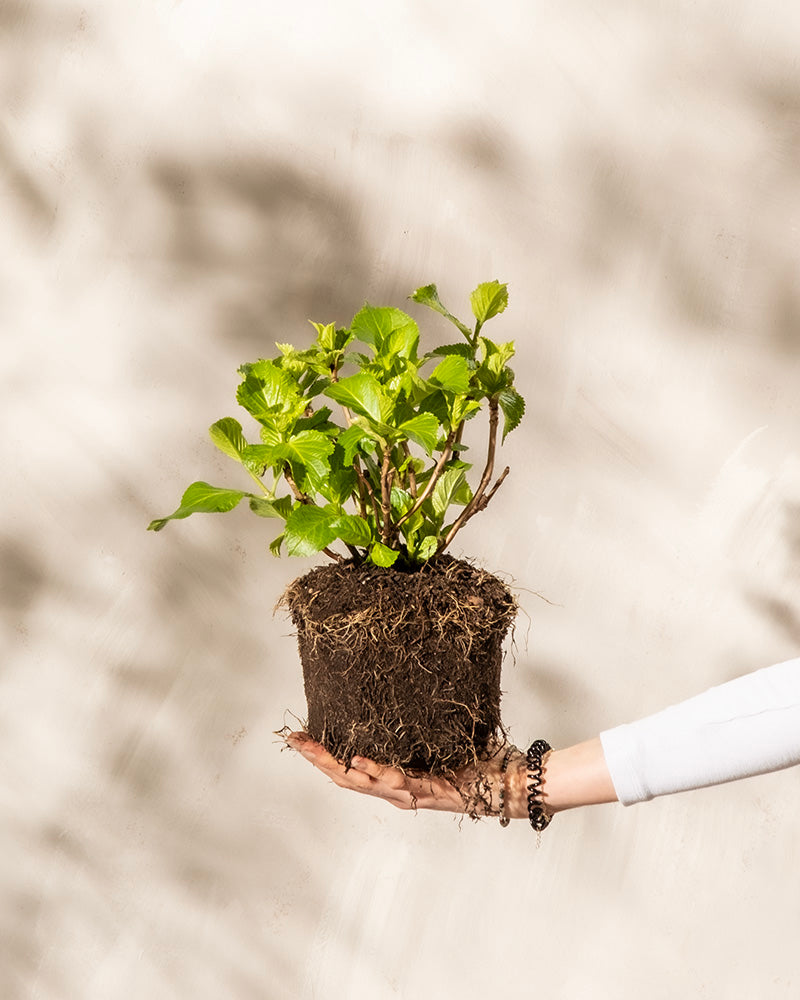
[3,2,800,997]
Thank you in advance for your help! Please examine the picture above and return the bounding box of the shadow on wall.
[3,114,374,1000]
[148,156,370,354]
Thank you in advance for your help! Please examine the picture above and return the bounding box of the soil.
[279,555,517,773]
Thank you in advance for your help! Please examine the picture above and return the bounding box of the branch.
[401,442,418,498]
[439,398,501,552]
[355,462,382,527]
[380,446,392,543]
[395,427,457,529]
[353,457,369,519]
[283,464,311,505]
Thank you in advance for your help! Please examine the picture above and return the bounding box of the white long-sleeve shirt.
[599,657,800,805]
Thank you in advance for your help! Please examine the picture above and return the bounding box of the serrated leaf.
[331,513,372,547]
[324,468,358,506]
[431,467,471,518]
[497,387,525,441]
[237,361,297,413]
[280,430,335,492]
[269,532,285,557]
[470,280,508,325]
[309,321,337,351]
[398,413,439,454]
[416,535,439,561]
[426,343,473,360]
[284,505,338,557]
[324,373,390,425]
[410,284,473,339]
[209,417,247,462]
[369,542,399,567]
[351,305,419,360]
[147,482,246,531]
[248,495,293,519]
[390,487,415,518]
[430,355,471,395]
[241,444,277,476]
[337,424,378,465]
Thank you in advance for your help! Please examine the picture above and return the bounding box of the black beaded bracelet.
[525,739,553,833]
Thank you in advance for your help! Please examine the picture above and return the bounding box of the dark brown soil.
[279,556,517,773]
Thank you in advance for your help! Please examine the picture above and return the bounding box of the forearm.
[504,737,618,818]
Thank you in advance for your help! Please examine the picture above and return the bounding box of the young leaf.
[284,505,338,557]
[269,532,285,557]
[237,360,298,414]
[497,387,525,441]
[148,482,247,531]
[351,305,419,360]
[248,495,293,519]
[430,355,471,395]
[410,284,473,339]
[470,280,508,325]
[431,467,471,518]
[324,373,390,425]
[398,413,439,454]
[369,542,399,567]
[209,418,247,462]
[331,513,372,547]
[337,424,378,466]
[416,535,439,561]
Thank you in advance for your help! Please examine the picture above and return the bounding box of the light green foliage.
[148,281,525,566]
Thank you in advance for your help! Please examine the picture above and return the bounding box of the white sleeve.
[599,658,800,806]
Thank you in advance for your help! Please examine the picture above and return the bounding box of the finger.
[350,757,405,789]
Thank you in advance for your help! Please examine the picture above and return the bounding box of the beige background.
[3,2,800,997]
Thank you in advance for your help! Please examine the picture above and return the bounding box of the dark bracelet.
[525,739,553,833]
[498,746,516,827]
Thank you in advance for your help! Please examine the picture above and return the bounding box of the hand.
[284,732,514,816]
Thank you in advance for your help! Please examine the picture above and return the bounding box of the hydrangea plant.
[148,280,524,568]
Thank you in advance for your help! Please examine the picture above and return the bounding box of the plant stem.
[380,446,392,543]
[439,397,501,552]
[401,442,418,498]
[395,427,457,529]
[355,462,382,527]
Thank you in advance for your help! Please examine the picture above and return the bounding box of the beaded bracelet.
[498,746,516,827]
[525,739,553,833]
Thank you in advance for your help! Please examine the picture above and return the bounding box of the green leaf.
[410,284,472,339]
[430,355,471,395]
[324,468,358,506]
[351,305,419,360]
[390,487,415,519]
[426,343,473,360]
[309,321,338,351]
[337,424,378,465]
[369,542,399,567]
[470,280,508,325]
[497,387,525,441]
[147,482,246,531]
[398,413,439,454]
[279,430,336,493]
[431,467,471,518]
[324,373,390,425]
[237,361,298,414]
[416,535,439,561]
[209,417,247,462]
[248,495,293,519]
[269,532,285,557]
[284,505,338,557]
[331,514,372,547]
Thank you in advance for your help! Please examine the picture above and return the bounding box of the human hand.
[284,732,522,817]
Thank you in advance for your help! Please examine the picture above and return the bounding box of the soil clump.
[280,555,517,773]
